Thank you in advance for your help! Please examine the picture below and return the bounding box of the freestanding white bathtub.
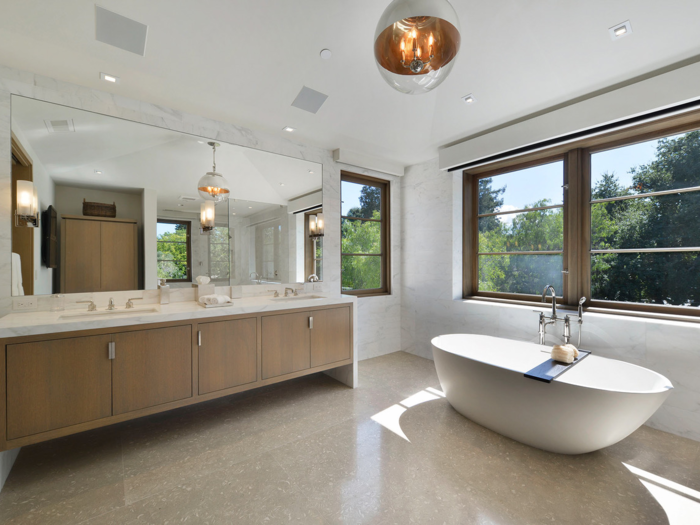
[432,334,673,455]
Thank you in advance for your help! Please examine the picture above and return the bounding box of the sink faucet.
[268,290,280,297]
[126,297,142,309]
[77,300,96,312]
[284,287,296,297]
[107,298,116,311]
[542,284,557,318]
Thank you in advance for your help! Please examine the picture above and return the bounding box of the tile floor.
[0,351,698,524]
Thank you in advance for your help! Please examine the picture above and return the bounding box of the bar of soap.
[564,343,580,358]
[552,345,575,364]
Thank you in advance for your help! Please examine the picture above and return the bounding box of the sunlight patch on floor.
[370,388,446,441]
[623,462,700,525]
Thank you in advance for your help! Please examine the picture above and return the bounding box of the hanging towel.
[11,252,24,296]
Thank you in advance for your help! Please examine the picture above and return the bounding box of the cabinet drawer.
[113,325,192,415]
[6,335,113,440]
[198,318,257,395]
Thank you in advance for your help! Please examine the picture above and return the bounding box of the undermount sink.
[271,295,324,301]
[59,306,161,320]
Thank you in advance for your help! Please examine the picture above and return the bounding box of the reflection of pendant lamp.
[374,0,461,95]
[200,201,215,234]
[15,180,39,227]
[197,142,230,202]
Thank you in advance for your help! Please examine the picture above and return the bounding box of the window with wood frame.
[157,219,192,283]
[341,172,390,296]
[464,110,700,317]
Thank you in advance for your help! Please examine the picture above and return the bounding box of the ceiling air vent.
[44,119,75,133]
[95,6,148,56]
[179,195,197,202]
[291,86,328,114]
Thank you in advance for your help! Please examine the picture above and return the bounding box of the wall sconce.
[200,201,215,234]
[15,180,39,227]
[309,213,324,238]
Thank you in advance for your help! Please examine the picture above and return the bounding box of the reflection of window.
[341,172,390,296]
[305,209,323,281]
[157,219,191,282]
[208,226,230,283]
[465,119,700,317]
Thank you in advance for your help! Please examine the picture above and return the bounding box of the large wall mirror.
[10,95,323,296]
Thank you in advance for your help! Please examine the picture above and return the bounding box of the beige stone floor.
[0,351,698,524]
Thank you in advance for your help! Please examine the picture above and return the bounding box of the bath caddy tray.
[524,350,591,383]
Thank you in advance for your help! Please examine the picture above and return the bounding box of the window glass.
[477,161,564,296]
[590,130,700,307]
[341,176,388,293]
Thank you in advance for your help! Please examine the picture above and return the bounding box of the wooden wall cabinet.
[61,215,138,293]
[1,304,353,451]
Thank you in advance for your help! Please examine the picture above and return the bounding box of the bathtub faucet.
[535,287,586,346]
[542,284,557,318]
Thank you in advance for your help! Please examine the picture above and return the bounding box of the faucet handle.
[126,297,142,309]
[77,300,96,312]
[267,290,279,298]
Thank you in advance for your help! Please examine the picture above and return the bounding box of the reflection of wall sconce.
[309,213,324,238]
[200,201,215,234]
[15,180,39,227]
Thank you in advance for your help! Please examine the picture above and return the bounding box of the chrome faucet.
[77,300,96,312]
[542,284,557,318]
[107,298,116,311]
[284,287,297,297]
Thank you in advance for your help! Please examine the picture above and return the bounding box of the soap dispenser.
[158,279,170,305]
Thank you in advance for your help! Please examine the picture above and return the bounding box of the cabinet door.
[310,307,352,368]
[261,312,311,379]
[113,326,192,415]
[198,318,257,395]
[100,221,137,292]
[6,335,113,440]
[63,219,101,293]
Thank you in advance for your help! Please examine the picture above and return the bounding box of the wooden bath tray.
[524,350,591,383]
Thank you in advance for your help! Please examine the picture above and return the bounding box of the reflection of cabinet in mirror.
[60,215,138,293]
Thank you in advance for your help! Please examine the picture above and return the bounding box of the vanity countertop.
[0,294,355,339]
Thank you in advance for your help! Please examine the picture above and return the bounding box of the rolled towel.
[564,343,580,358]
[551,345,575,364]
[199,294,232,306]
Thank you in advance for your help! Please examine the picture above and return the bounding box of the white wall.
[54,184,144,288]
[400,158,700,442]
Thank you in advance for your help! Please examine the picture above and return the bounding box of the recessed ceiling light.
[177,203,184,207]
[248,206,253,209]
[283,126,295,132]
[197,140,204,144]
[232,212,236,215]
[99,72,119,83]
[94,170,103,174]
[279,183,285,186]
[308,170,314,174]
[462,94,475,104]
[320,49,332,60]
[609,21,632,40]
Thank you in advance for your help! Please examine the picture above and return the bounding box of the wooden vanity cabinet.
[6,334,113,440]
[261,306,352,379]
[198,318,257,395]
[1,304,353,451]
[112,325,192,415]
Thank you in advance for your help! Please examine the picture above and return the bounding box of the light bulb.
[429,33,434,46]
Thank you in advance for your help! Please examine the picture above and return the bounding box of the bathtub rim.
[431,334,674,396]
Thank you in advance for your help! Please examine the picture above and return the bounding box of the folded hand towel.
[199,294,232,306]
[551,345,575,364]
[564,343,580,358]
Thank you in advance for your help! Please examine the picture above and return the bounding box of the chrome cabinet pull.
[309,317,313,329]
[108,341,116,360]
[198,330,202,346]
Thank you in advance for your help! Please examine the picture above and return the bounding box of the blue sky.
[341,180,367,216]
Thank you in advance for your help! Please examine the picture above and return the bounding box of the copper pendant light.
[197,142,230,202]
[374,0,461,95]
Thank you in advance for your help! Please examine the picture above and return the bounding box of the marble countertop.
[0,294,355,339]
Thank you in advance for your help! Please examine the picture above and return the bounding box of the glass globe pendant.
[374,0,461,95]
[197,142,230,202]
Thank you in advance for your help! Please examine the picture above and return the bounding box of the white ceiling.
[1,1,700,167]
[12,96,322,218]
